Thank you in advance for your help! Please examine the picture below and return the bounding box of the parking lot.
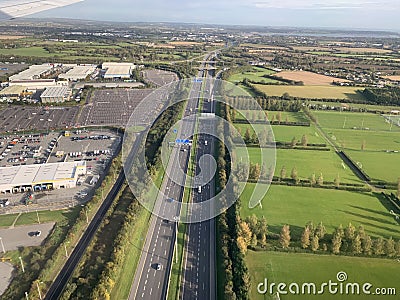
[77,89,156,127]
[0,62,28,77]
[0,129,121,214]
[0,106,79,133]
[0,222,55,251]
[0,132,60,167]
[143,69,178,87]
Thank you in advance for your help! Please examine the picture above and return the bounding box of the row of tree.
[236,161,342,187]
[282,222,400,258]
[235,216,400,258]
[217,103,251,300]
[361,87,400,106]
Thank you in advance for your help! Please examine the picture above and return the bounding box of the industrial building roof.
[0,85,26,96]
[41,86,70,99]
[103,62,134,78]
[9,64,54,81]
[59,65,96,80]
[0,161,86,186]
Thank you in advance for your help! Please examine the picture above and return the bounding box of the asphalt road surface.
[130,54,218,300]
[181,66,217,300]
[0,222,55,251]
[129,77,202,300]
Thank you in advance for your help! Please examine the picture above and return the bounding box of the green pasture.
[240,184,400,239]
[235,147,362,184]
[234,123,325,144]
[229,67,278,84]
[246,251,399,300]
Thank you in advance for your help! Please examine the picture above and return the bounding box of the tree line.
[361,87,400,106]
[237,216,400,259]
[217,102,251,300]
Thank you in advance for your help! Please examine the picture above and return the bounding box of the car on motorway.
[154,263,162,270]
[166,197,174,202]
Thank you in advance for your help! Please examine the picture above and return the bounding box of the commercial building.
[59,65,97,81]
[0,85,27,101]
[9,64,54,81]
[40,86,71,103]
[103,62,134,79]
[0,161,86,194]
[9,79,57,91]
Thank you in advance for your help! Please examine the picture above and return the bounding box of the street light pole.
[36,281,42,300]
[175,222,178,264]
[0,237,5,253]
[19,256,25,273]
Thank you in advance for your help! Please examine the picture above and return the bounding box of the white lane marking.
[150,288,153,295]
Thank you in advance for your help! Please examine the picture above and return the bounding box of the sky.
[31,0,400,31]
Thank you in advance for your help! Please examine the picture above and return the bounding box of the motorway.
[129,55,217,299]
[129,76,203,299]
[180,69,216,300]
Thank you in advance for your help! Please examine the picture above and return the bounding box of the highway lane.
[181,67,217,300]
[129,78,204,300]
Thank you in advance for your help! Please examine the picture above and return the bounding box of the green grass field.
[234,123,325,144]
[235,147,362,183]
[0,214,18,227]
[314,111,400,132]
[313,110,400,182]
[110,208,150,300]
[240,184,400,239]
[229,67,278,84]
[327,129,400,151]
[0,208,78,228]
[0,46,61,57]
[254,84,365,100]
[346,150,400,183]
[246,251,399,300]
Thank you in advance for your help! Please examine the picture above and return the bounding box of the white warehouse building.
[103,62,135,79]
[9,64,55,81]
[0,161,86,194]
[59,65,97,81]
[40,86,71,103]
